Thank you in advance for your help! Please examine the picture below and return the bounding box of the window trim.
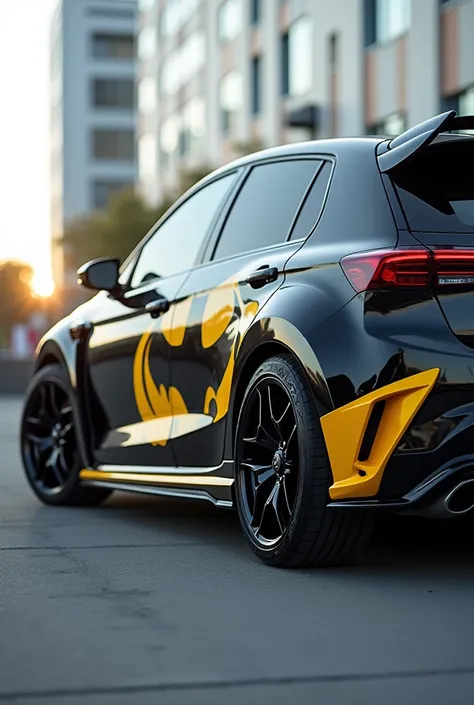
[121,169,244,292]
[202,155,335,267]
[288,159,334,241]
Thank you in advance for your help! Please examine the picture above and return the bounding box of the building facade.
[50,0,138,288]
[137,0,474,206]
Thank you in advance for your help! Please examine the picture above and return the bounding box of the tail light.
[341,248,474,292]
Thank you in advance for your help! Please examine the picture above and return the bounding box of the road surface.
[1,397,474,704]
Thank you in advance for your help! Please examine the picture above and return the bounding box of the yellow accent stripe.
[321,368,440,500]
[80,469,233,487]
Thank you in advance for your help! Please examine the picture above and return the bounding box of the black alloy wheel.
[21,364,112,506]
[234,354,373,568]
[23,380,77,495]
[237,378,299,546]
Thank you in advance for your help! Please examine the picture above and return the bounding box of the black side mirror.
[77,258,120,293]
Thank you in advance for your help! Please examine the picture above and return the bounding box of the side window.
[289,161,332,240]
[212,160,320,261]
[131,173,236,286]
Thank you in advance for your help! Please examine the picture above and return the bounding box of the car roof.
[207,136,386,181]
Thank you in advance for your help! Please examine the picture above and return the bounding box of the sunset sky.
[0,0,57,295]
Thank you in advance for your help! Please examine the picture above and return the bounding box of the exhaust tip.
[445,479,474,515]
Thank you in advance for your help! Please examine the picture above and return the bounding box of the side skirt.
[79,462,235,508]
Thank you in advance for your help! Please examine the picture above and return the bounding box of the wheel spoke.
[267,387,292,444]
[241,462,275,485]
[255,481,278,536]
[285,424,297,450]
[26,433,53,456]
[39,385,47,412]
[49,383,61,418]
[281,476,293,519]
[60,405,73,418]
[46,447,65,486]
[271,483,284,535]
[58,448,69,476]
[244,427,278,452]
[243,389,279,452]
[251,479,275,531]
[25,415,46,430]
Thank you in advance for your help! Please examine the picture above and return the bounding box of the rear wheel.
[234,354,373,568]
[20,364,112,506]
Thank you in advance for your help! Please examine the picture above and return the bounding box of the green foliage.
[62,165,213,272]
[232,139,264,157]
[0,261,34,341]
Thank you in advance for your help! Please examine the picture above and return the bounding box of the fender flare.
[224,314,334,458]
[34,325,93,467]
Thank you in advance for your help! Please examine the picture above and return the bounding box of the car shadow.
[94,492,474,575]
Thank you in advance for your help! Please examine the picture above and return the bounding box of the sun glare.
[31,270,55,298]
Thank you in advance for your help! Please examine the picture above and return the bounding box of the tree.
[232,139,264,157]
[63,166,213,273]
[63,189,162,273]
[0,261,35,345]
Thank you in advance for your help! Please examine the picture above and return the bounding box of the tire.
[20,363,112,507]
[234,354,373,568]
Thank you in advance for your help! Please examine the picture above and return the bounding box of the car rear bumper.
[311,294,474,514]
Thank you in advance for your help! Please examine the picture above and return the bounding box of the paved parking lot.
[1,397,474,704]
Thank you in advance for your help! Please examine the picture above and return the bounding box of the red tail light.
[341,248,474,292]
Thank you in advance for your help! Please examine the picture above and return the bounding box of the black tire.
[234,354,373,568]
[20,363,112,507]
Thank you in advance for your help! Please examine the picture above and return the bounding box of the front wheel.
[234,354,372,568]
[20,364,112,506]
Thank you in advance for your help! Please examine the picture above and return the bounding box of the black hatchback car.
[21,111,474,568]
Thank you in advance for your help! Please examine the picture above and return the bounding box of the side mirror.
[77,258,120,293]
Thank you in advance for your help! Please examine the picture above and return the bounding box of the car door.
[85,172,238,468]
[164,157,325,468]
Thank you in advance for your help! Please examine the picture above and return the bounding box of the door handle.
[145,298,170,318]
[246,266,279,289]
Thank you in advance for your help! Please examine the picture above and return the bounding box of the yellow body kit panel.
[320,368,440,500]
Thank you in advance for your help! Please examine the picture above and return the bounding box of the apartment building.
[137,0,474,206]
[50,0,138,288]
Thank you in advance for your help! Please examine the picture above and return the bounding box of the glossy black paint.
[33,135,474,508]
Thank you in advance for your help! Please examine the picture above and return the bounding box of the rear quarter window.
[391,140,474,233]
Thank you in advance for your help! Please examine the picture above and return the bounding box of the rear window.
[391,140,474,233]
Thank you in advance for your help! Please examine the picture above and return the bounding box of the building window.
[139,134,157,181]
[139,0,155,11]
[375,0,410,44]
[92,180,133,210]
[251,0,261,24]
[161,0,200,37]
[368,112,406,135]
[219,70,242,136]
[138,77,156,113]
[218,0,242,43]
[161,115,180,155]
[161,32,205,95]
[281,33,289,96]
[183,98,206,154]
[138,27,156,60]
[251,56,261,115]
[459,87,474,115]
[289,17,312,96]
[91,34,135,60]
[87,8,134,19]
[92,79,135,109]
[92,129,135,161]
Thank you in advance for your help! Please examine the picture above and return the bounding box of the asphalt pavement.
[1,396,474,704]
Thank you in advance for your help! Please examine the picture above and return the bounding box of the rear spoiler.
[378,111,474,172]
